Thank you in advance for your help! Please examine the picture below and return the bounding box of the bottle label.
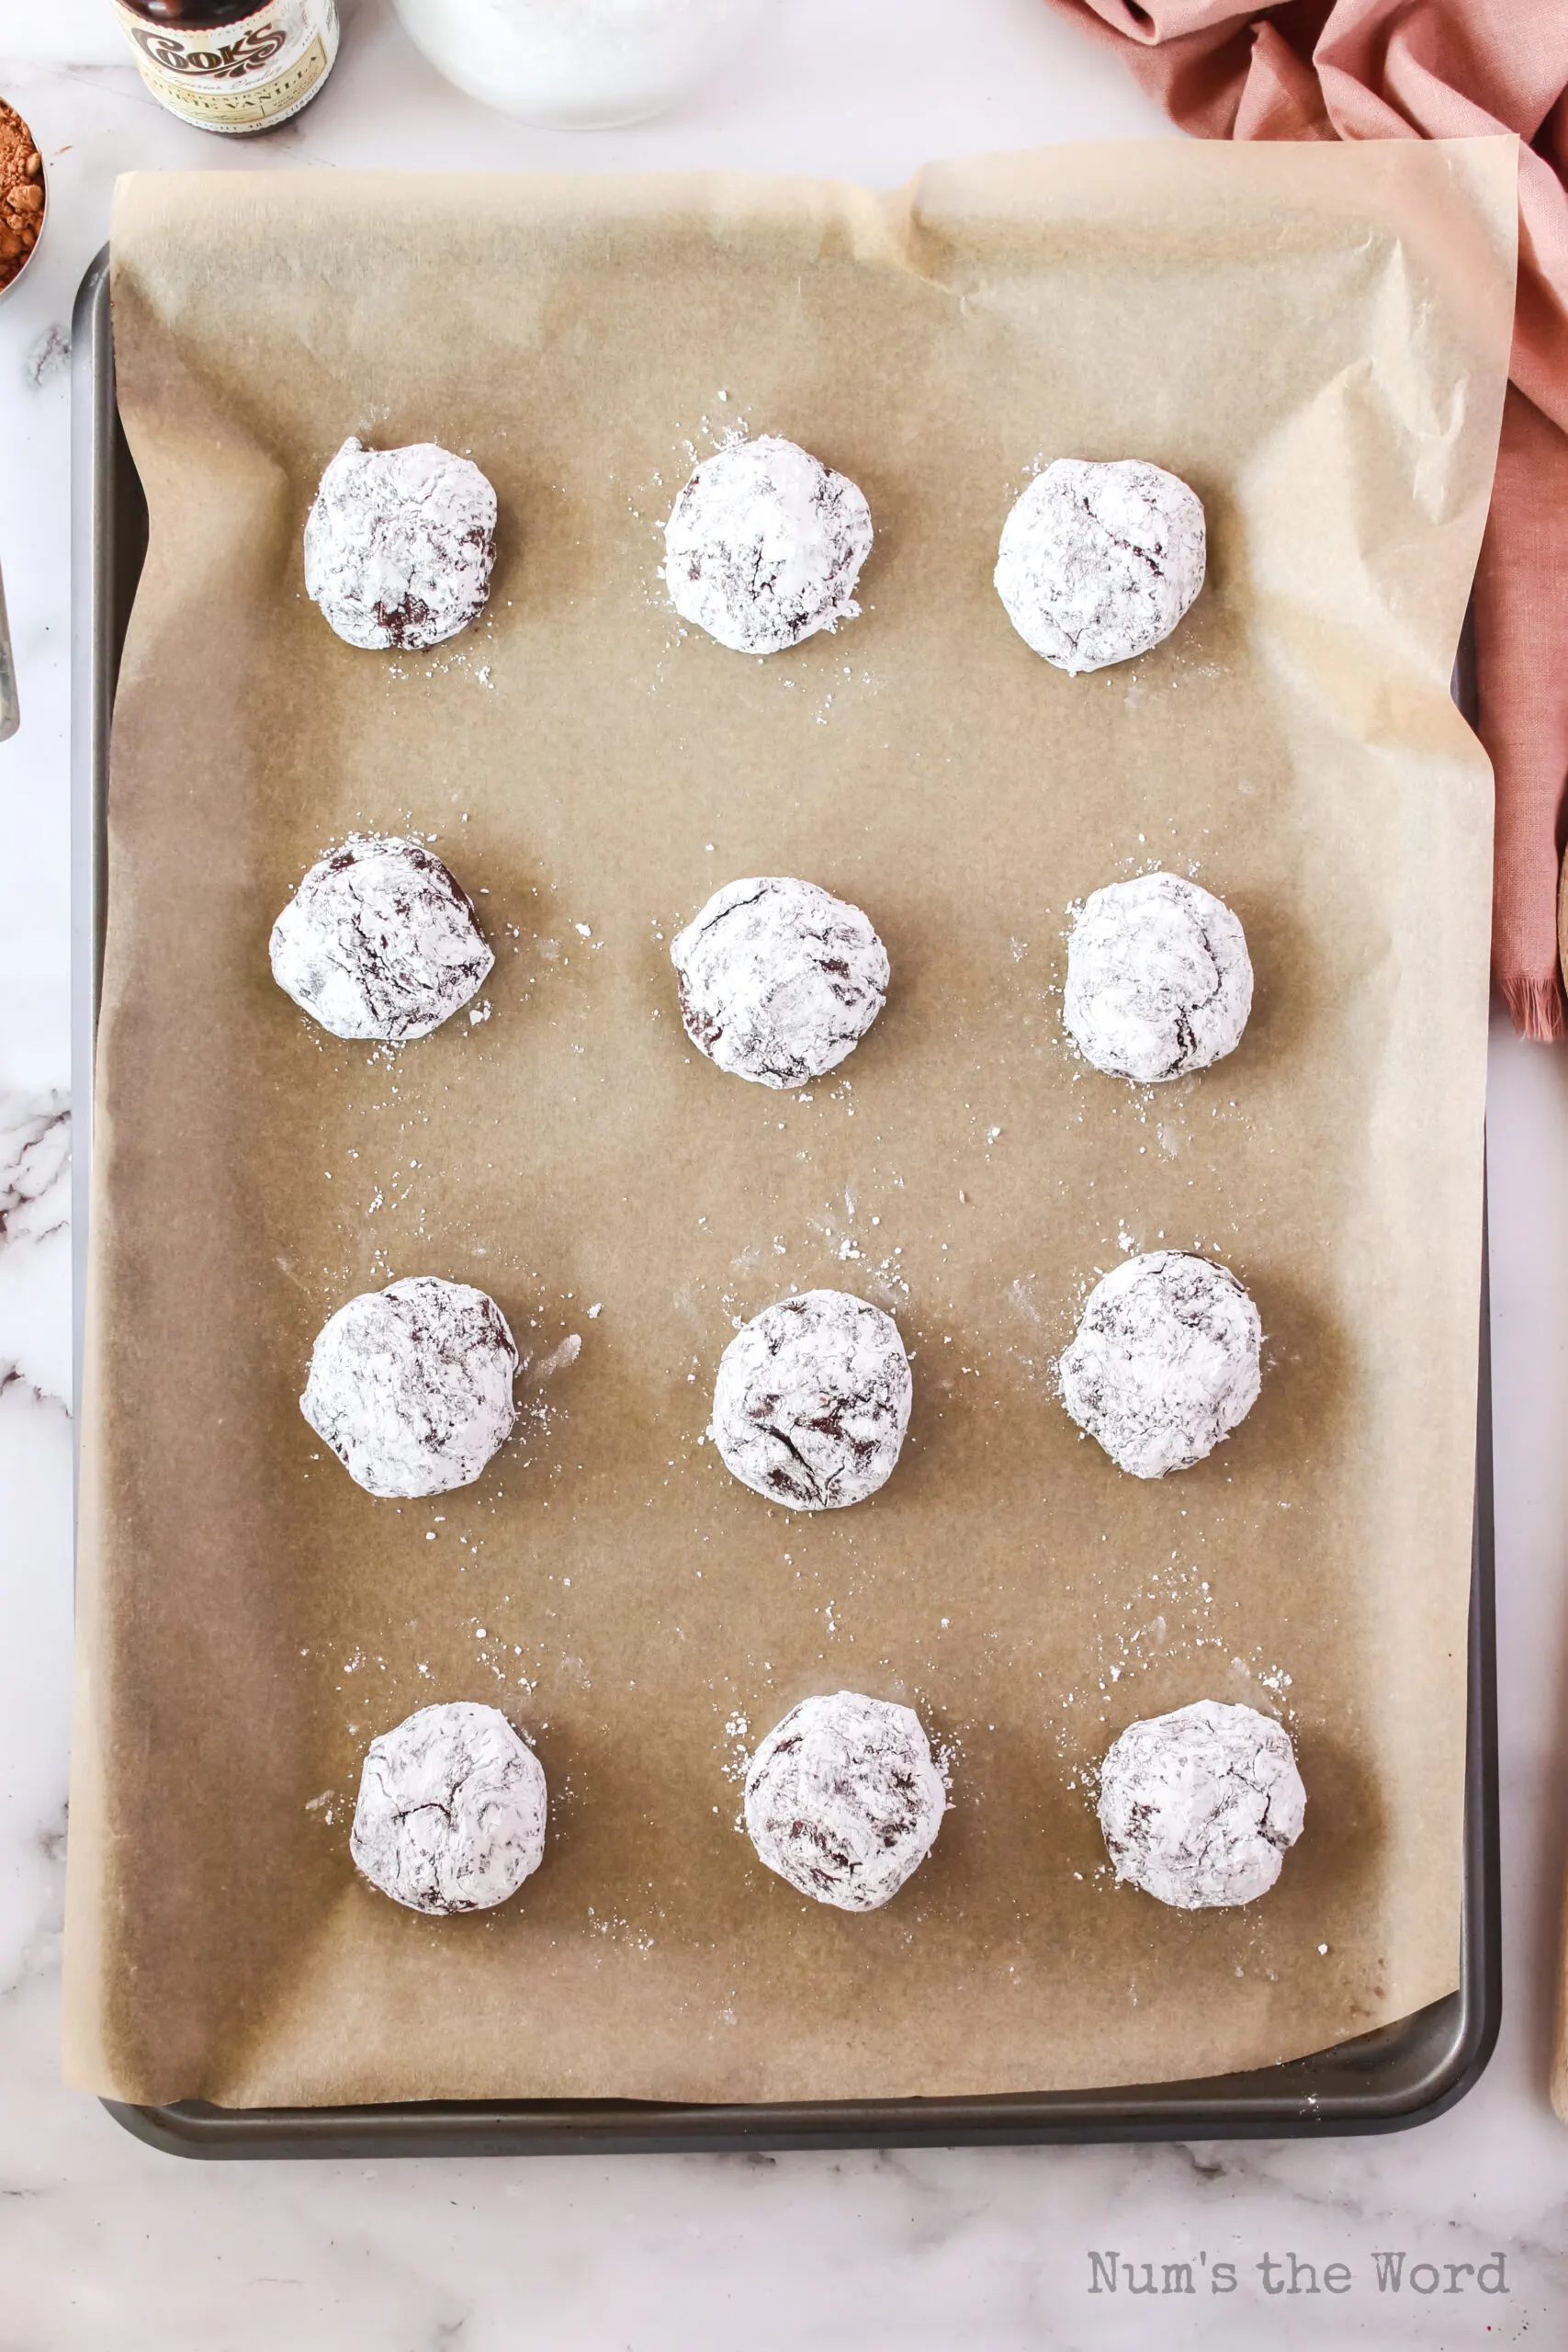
[115,0,340,135]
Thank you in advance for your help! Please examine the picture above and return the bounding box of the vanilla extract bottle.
[113,0,340,135]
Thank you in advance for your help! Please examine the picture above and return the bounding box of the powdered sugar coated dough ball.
[270,835,494,1046]
[663,435,873,655]
[1057,1250,1261,1479]
[1097,1699,1305,1909]
[1065,872,1252,1083]
[302,1275,518,1498]
[671,876,888,1089]
[995,458,1205,673]
[351,1702,547,1915]
[744,1690,947,1912]
[711,1290,911,1511]
[304,436,497,650]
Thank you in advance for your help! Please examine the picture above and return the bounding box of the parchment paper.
[65,141,1517,2107]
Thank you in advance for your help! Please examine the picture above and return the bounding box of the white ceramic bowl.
[392,0,774,129]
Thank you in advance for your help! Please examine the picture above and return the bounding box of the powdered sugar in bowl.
[392,0,775,128]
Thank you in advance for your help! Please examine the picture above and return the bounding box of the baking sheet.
[65,141,1516,2108]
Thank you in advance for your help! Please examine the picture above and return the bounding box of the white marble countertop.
[4,3,1567,2341]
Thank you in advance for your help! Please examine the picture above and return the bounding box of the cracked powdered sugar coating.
[270,835,494,1045]
[304,436,497,650]
[351,1702,547,1915]
[744,1690,947,1911]
[1097,1699,1306,1908]
[662,435,873,655]
[995,458,1205,673]
[1065,871,1253,1083]
[711,1289,911,1510]
[1057,1250,1261,1478]
[302,1275,518,1498]
[671,876,888,1088]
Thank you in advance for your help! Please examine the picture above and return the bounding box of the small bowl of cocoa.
[0,98,45,302]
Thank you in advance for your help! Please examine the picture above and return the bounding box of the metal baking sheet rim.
[67,244,1501,2158]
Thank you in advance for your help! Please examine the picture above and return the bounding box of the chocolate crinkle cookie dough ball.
[671,876,888,1088]
[1065,871,1252,1084]
[663,435,873,655]
[1057,1250,1261,1479]
[270,835,493,1046]
[995,458,1205,673]
[352,1702,547,1915]
[712,1290,911,1511]
[1098,1699,1306,1909]
[304,436,497,650]
[744,1690,947,1912]
[302,1275,518,1499]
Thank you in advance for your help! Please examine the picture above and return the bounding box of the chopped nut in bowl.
[0,99,45,301]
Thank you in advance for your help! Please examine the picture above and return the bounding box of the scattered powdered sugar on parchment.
[718,1709,751,1786]
[585,1905,657,1953]
[530,1332,581,1384]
